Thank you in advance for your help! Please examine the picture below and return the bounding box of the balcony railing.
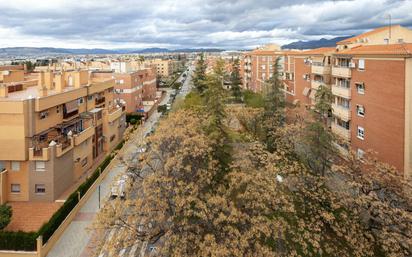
[331,122,351,141]
[311,65,331,75]
[332,84,351,99]
[332,103,351,121]
[332,66,351,78]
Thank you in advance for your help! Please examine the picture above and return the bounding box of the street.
[46,66,193,257]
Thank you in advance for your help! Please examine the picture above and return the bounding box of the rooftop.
[335,43,412,56]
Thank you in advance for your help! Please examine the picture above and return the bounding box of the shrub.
[0,204,12,229]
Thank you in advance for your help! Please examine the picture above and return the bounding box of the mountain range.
[281,36,353,50]
[0,47,224,57]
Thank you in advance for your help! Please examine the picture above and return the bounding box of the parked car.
[110,175,128,199]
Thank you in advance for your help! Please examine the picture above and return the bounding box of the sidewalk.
[46,104,166,257]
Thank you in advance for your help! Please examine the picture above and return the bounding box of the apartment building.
[93,63,157,113]
[330,43,412,178]
[241,44,284,92]
[285,48,335,107]
[144,59,173,77]
[0,67,126,203]
[285,25,412,178]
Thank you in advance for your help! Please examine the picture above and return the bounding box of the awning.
[302,87,310,96]
[65,100,78,113]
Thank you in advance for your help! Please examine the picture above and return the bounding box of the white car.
[110,175,128,199]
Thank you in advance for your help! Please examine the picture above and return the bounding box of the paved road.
[47,90,173,257]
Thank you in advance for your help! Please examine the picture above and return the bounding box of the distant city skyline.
[0,0,411,50]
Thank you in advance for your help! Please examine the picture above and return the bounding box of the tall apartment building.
[241,44,284,92]
[93,62,157,113]
[286,25,412,178]
[0,67,126,203]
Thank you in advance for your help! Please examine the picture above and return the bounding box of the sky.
[0,0,411,50]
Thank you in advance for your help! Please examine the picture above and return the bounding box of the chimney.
[44,71,53,89]
[38,71,45,87]
[0,85,8,98]
[73,72,81,88]
[54,72,65,92]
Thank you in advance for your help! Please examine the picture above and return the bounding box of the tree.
[192,53,208,94]
[0,204,12,230]
[230,58,242,102]
[260,58,286,152]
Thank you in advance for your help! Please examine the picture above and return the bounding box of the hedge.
[0,140,125,251]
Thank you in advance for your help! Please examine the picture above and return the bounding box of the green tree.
[298,84,336,176]
[204,59,232,176]
[0,204,12,230]
[230,58,242,102]
[261,58,286,152]
[192,53,208,94]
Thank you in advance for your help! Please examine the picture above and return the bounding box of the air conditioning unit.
[349,62,356,68]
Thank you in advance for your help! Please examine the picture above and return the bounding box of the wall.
[350,57,405,173]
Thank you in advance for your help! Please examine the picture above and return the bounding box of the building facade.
[0,67,126,203]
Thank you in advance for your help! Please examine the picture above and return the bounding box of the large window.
[357,126,365,140]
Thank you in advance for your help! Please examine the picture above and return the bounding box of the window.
[35,161,46,171]
[35,184,46,194]
[357,148,365,159]
[11,184,20,193]
[384,38,389,44]
[398,38,404,43]
[357,126,365,140]
[56,106,60,113]
[11,161,20,171]
[81,158,88,167]
[358,59,365,70]
[77,97,84,105]
[261,73,266,80]
[0,161,5,171]
[88,95,93,101]
[39,111,49,119]
[356,83,365,94]
[356,105,365,117]
[261,65,266,70]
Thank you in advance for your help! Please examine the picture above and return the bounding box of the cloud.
[0,0,411,49]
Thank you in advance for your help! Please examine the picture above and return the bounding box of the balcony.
[332,66,351,78]
[331,122,351,141]
[29,147,51,161]
[106,107,123,123]
[56,137,74,157]
[95,97,106,106]
[311,65,331,75]
[63,110,79,120]
[332,103,351,121]
[311,80,327,90]
[73,126,95,146]
[332,84,351,99]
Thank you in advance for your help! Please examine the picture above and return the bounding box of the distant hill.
[282,36,353,50]
[0,47,225,57]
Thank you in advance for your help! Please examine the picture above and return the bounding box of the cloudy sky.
[0,0,411,50]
